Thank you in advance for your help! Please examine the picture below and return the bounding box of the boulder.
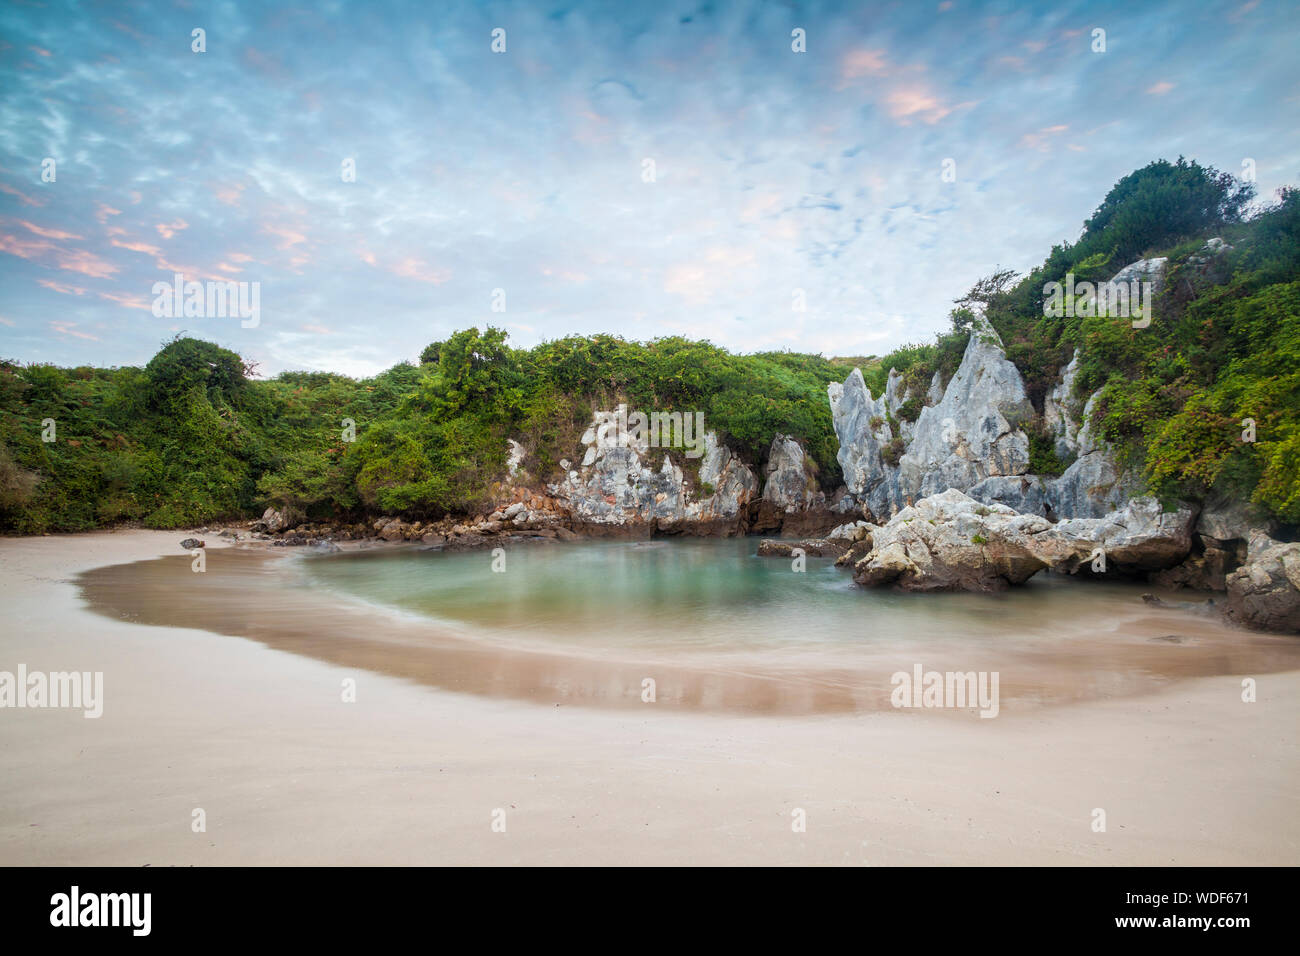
[967,475,1054,518]
[258,506,304,533]
[849,490,1194,592]
[179,538,204,550]
[757,538,847,559]
[850,490,1055,592]
[1054,497,1195,573]
[827,520,875,543]
[1224,532,1300,633]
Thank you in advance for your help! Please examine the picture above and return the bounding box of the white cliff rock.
[850,489,1194,592]
[762,435,822,513]
[546,412,758,532]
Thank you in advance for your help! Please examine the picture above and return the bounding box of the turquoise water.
[296,537,1201,662]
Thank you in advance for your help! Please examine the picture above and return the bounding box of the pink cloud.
[56,248,120,279]
[213,183,246,206]
[111,237,164,256]
[838,49,890,87]
[50,321,99,341]
[94,203,122,223]
[97,290,152,311]
[18,220,82,240]
[263,223,308,249]
[1147,81,1175,95]
[155,218,188,239]
[0,232,119,278]
[885,85,959,124]
[1019,125,1070,151]
[38,278,88,296]
[389,257,451,284]
[30,46,52,57]
[0,183,43,207]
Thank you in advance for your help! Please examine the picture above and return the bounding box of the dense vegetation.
[0,331,845,531]
[863,157,1300,524]
[2,157,1296,532]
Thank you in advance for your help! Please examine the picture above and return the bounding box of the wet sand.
[1,529,1298,865]
[76,543,1300,716]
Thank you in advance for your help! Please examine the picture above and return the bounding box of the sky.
[1,0,1298,378]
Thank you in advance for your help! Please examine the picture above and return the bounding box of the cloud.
[97,290,152,310]
[38,278,88,296]
[111,237,164,256]
[155,219,188,239]
[1147,81,1176,95]
[838,49,890,86]
[0,183,43,207]
[388,257,452,284]
[17,220,82,240]
[50,321,100,341]
[885,85,960,125]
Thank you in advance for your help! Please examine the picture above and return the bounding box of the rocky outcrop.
[898,317,1033,503]
[547,415,760,536]
[827,519,875,543]
[1046,390,1132,519]
[826,256,1187,522]
[1149,496,1262,592]
[1224,532,1300,633]
[762,435,821,512]
[756,538,847,559]
[847,489,1194,592]
[850,490,1058,592]
[1042,353,1082,460]
[252,505,304,533]
[751,434,839,536]
[1053,497,1194,572]
[830,316,1033,520]
[828,367,905,520]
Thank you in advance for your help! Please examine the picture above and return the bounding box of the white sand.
[1,529,1296,865]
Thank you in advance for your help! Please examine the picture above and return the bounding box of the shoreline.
[1,529,1298,865]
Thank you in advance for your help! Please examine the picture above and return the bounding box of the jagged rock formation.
[548,424,760,536]
[762,435,822,513]
[828,255,1182,522]
[831,315,1036,519]
[750,434,839,536]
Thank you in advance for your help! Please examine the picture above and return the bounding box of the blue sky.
[1,0,1297,377]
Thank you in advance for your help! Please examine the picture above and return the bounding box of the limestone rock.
[849,489,1193,592]
[762,435,821,513]
[1224,532,1300,633]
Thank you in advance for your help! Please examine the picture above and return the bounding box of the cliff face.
[832,314,1072,519]
[545,419,758,535]
[828,259,1176,522]
[538,414,836,536]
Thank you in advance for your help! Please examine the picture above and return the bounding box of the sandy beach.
[1,530,1297,866]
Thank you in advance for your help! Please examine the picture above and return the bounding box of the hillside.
[2,158,1297,534]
